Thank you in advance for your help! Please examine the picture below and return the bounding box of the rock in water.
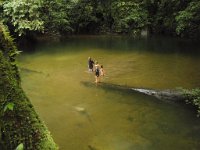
[75,107,86,112]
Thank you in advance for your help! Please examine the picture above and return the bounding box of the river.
[18,35,200,150]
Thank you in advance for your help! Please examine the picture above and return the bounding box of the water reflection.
[21,35,200,55]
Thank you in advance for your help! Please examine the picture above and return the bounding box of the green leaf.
[16,143,24,150]
[4,102,15,112]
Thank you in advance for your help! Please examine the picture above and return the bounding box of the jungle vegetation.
[0,0,199,38]
[0,0,200,149]
[0,0,199,119]
[183,88,200,117]
[0,0,200,117]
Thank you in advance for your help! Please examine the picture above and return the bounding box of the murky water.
[18,36,200,150]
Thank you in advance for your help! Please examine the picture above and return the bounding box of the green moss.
[0,23,58,149]
[0,22,21,83]
[183,88,200,117]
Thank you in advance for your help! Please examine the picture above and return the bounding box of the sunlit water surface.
[18,36,200,150]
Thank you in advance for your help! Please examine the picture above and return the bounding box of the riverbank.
[0,24,57,149]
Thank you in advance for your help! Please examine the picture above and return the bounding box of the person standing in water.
[100,65,105,76]
[94,61,100,83]
[88,57,94,72]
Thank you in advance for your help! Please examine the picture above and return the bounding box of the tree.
[111,1,148,36]
[1,0,200,38]
[176,1,200,38]
[3,0,44,36]
[144,0,191,35]
[41,0,72,35]
[69,0,100,33]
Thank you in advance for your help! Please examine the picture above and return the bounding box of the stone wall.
[0,24,58,150]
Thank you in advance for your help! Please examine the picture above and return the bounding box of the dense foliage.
[175,1,200,38]
[3,0,44,36]
[111,1,148,36]
[0,0,200,38]
[183,88,200,117]
[41,0,72,35]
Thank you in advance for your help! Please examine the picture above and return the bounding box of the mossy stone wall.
[0,24,58,150]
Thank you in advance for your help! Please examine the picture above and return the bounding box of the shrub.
[183,88,200,117]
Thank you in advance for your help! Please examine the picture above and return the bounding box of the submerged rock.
[131,88,185,102]
[88,145,98,150]
[75,106,86,113]
[81,81,185,103]
[74,106,92,122]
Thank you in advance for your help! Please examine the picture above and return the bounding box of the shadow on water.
[81,81,181,104]
[81,80,198,114]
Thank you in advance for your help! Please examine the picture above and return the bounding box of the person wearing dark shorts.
[94,61,100,83]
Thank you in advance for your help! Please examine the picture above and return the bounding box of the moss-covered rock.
[0,23,58,149]
[182,88,200,117]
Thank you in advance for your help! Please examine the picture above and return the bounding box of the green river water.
[18,36,200,150]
